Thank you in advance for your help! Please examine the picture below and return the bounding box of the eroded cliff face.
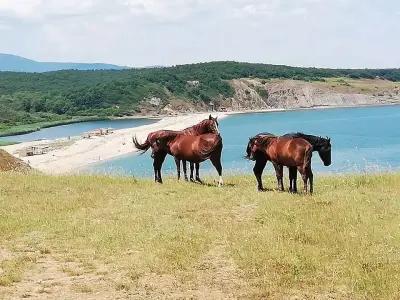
[219,78,400,111]
[138,78,400,115]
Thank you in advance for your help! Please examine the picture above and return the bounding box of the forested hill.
[1,61,400,134]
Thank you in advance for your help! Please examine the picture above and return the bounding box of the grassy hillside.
[0,173,399,299]
[1,61,400,135]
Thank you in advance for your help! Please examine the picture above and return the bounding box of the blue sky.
[0,0,399,68]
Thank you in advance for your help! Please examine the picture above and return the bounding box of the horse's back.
[268,137,312,166]
[254,132,276,139]
[148,130,179,142]
[171,133,221,162]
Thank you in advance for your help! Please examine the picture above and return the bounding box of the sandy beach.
[1,112,227,174]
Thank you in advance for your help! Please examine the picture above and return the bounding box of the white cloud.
[0,0,42,18]
[0,0,399,68]
[121,0,227,22]
[0,0,99,21]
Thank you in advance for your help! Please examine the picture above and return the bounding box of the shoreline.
[1,102,399,175]
[1,112,228,174]
[0,116,112,138]
[223,102,400,117]
[2,102,398,139]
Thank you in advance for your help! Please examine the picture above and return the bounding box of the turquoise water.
[0,118,157,143]
[89,105,400,177]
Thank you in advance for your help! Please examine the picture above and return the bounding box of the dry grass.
[0,172,399,299]
[315,77,400,94]
[0,150,30,172]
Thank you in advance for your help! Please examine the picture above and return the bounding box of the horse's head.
[245,133,276,160]
[204,115,220,134]
[316,137,332,166]
[245,137,263,160]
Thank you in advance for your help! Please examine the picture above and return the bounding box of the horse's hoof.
[196,177,203,184]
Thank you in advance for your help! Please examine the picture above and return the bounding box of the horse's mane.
[254,132,277,146]
[282,132,327,148]
[183,119,210,135]
[246,132,276,159]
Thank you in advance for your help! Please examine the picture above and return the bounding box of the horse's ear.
[209,114,212,120]
[155,139,161,145]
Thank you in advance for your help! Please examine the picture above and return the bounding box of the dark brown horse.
[151,133,223,186]
[246,134,331,193]
[133,115,219,183]
[280,133,331,192]
[245,133,284,191]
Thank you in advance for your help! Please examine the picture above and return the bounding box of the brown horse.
[281,133,331,193]
[133,115,219,183]
[246,134,329,193]
[151,133,223,186]
[245,132,284,191]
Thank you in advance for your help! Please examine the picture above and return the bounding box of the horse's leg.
[289,167,297,193]
[297,166,308,193]
[175,158,181,180]
[183,160,188,181]
[195,163,202,183]
[153,155,159,183]
[190,163,195,182]
[157,152,167,184]
[253,158,267,191]
[210,154,223,187]
[302,148,313,194]
[273,163,284,191]
[308,168,314,194]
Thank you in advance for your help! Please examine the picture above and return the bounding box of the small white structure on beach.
[23,146,50,157]
[82,128,114,139]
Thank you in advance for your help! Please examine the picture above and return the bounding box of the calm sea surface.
[0,118,157,143]
[88,105,400,177]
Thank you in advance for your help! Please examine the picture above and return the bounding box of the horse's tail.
[303,145,313,169]
[200,135,223,160]
[132,135,151,153]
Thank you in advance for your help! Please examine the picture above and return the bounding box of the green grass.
[0,141,18,146]
[0,173,399,299]
[0,116,109,137]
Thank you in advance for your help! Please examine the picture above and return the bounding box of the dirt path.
[2,253,129,300]
[1,201,259,299]
[192,241,248,299]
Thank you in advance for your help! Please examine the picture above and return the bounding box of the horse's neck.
[299,134,320,149]
[184,123,205,135]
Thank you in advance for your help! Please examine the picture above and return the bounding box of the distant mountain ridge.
[0,53,127,73]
